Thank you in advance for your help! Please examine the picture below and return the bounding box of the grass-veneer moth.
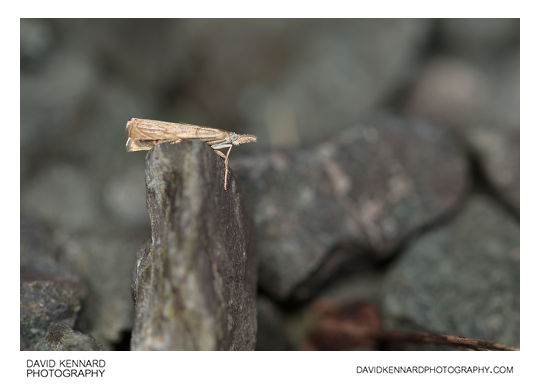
[126,118,257,190]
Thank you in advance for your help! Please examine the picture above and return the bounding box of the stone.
[255,297,289,351]
[20,215,79,282]
[381,195,519,348]
[69,19,189,92]
[21,215,139,349]
[21,163,103,232]
[235,20,431,147]
[56,232,142,348]
[438,19,519,60]
[404,54,519,212]
[131,142,257,350]
[20,48,98,173]
[34,323,103,351]
[20,216,89,350]
[232,116,468,300]
[20,19,55,69]
[20,279,86,350]
[404,55,519,129]
[102,164,149,228]
[468,125,519,212]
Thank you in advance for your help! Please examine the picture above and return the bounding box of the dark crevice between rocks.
[466,148,519,222]
[72,290,92,333]
[111,329,132,351]
[375,187,472,272]
[276,243,379,312]
[381,21,441,114]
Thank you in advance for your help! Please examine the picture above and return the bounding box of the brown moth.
[126,118,257,190]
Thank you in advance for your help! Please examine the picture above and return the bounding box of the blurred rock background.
[20,19,519,350]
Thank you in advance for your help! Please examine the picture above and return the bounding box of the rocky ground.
[20,19,519,350]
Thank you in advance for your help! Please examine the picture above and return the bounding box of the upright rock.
[131,142,257,350]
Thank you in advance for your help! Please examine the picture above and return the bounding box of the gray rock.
[468,125,519,212]
[232,117,468,300]
[20,215,79,282]
[56,232,142,348]
[20,19,55,68]
[404,55,519,211]
[21,163,103,232]
[20,279,86,350]
[66,19,189,92]
[131,142,257,350]
[237,19,431,147]
[20,49,98,167]
[102,164,149,228]
[34,322,103,351]
[20,214,138,349]
[382,196,519,348]
[256,297,289,350]
[438,19,519,59]
[405,55,519,129]
[20,216,89,350]
[62,80,158,180]
[147,20,430,148]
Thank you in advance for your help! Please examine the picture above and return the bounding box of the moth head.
[231,133,257,145]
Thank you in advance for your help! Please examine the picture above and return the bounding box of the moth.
[126,118,257,190]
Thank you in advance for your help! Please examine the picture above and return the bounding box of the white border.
[6,1,535,383]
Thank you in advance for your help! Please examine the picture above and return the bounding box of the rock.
[404,55,519,129]
[20,279,86,350]
[20,48,98,173]
[468,125,519,212]
[21,213,138,349]
[62,80,158,180]
[20,216,89,350]
[20,215,79,282]
[309,267,386,305]
[149,20,431,148]
[34,323,103,351]
[232,116,468,300]
[255,297,289,351]
[381,195,519,348]
[236,20,431,147]
[56,232,143,348]
[70,19,189,92]
[438,19,519,60]
[21,163,103,232]
[404,55,519,211]
[131,142,257,350]
[102,164,149,228]
[20,19,55,69]
[404,58,489,128]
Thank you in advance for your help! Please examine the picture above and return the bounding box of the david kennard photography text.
[27,359,106,378]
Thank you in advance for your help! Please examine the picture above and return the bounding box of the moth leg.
[211,142,233,190]
[211,141,232,150]
[223,145,233,190]
[213,149,227,159]
[126,138,154,152]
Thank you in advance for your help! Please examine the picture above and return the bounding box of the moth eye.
[232,134,238,142]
